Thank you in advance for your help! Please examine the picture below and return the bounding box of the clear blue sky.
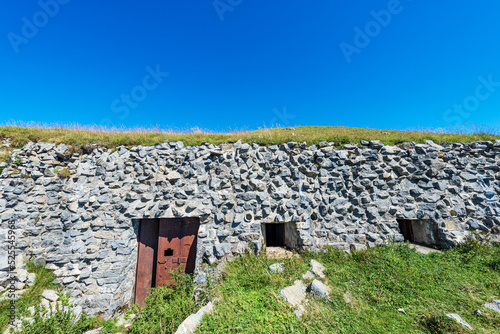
[2,0,500,132]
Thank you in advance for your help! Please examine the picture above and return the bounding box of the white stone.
[310,259,326,278]
[174,301,215,334]
[167,171,182,181]
[40,298,50,310]
[309,279,330,299]
[42,289,59,302]
[268,263,285,273]
[445,313,474,331]
[68,202,79,213]
[279,280,307,308]
[17,269,28,283]
[82,327,103,334]
[293,304,306,318]
[26,273,36,286]
[343,292,352,304]
[485,300,500,313]
[302,271,315,280]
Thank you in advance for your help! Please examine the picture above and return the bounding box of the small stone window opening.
[262,222,301,250]
[397,219,436,245]
[264,223,285,247]
[164,249,174,257]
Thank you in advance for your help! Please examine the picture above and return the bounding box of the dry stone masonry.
[0,138,499,317]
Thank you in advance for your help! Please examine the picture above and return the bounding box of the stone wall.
[0,139,499,317]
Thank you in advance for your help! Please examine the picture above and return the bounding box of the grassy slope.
[196,244,500,333]
[0,262,122,334]
[0,126,499,150]
[0,262,59,332]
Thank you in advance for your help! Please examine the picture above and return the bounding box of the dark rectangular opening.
[397,219,436,246]
[164,249,174,257]
[398,219,414,242]
[265,223,285,247]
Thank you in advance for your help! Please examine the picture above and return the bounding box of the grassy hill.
[5,242,500,333]
[195,243,500,333]
[0,125,499,151]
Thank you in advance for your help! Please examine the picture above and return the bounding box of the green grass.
[127,271,196,334]
[196,243,500,333]
[0,261,59,332]
[0,125,499,151]
[10,307,122,334]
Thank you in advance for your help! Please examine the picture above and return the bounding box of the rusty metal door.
[156,218,200,287]
[134,218,200,306]
[134,219,159,307]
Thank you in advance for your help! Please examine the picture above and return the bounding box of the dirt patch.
[265,247,300,259]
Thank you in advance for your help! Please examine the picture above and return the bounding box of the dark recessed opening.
[398,219,414,242]
[164,249,174,257]
[265,223,285,247]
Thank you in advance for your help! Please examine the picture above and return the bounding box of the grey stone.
[268,263,285,273]
[302,271,315,280]
[309,279,331,299]
[280,280,307,308]
[97,194,110,203]
[369,140,384,149]
[214,244,231,258]
[26,273,36,286]
[485,300,500,313]
[310,259,326,278]
[467,218,480,229]
[167,171,182,181]
[42,290,59,302]
[174,301,214,334]
[17,270,28,283]
[72,305,83,321]
[77,163,96,176]
[445,313,474,331]
[82,327,104,334]
[240,143,250,151]
[397,308,407,315]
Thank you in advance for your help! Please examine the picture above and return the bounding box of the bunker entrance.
[397,219,435,245]
[265,223,285,247]
[262,222,300,249]
[134,218,200,307]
